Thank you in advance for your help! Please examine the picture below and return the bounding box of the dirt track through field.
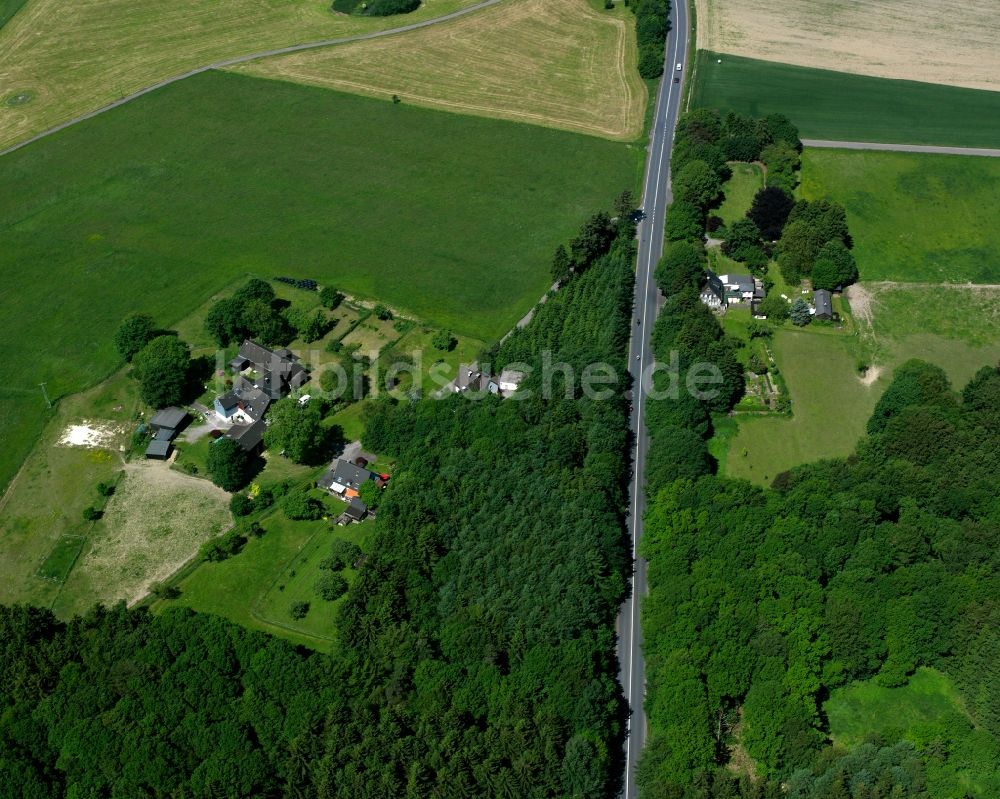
[696,0,1000,91]
[232,0,645,140]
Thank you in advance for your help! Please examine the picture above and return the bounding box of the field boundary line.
[802,139,1000,158]
[0,0,506,158]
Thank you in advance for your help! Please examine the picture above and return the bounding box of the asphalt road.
[801,139,1000,157]
[618,0,689,796]
[0,0,504,158]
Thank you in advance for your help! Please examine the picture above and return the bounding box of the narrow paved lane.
[802,139,1000,157]
[618,1,689,796]
[0,0,504,158]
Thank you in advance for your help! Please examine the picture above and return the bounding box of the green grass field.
[827,668,1000,798]
[716,162,763,225]
[691,51,1000,148]
[0,0,26,30]
[157,511,373,652]
[0,70,636,493]
[720,328,881,485]
[717,322,1000,486]
[800,149,1000,283]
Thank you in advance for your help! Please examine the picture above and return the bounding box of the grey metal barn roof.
[150,407,187,430]
[145,439,171,458]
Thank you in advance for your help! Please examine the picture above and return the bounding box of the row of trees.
[633,0,672,78]
[1,201,638,798]
[637,358,1000,796]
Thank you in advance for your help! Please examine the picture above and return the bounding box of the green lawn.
[716,162,763,226]
[255,518,373,646]
[827,668,1000,798]
[800,149,1000,283]
[717,320,1000,486]
[0,69,637,494]
[691,51,1000,148]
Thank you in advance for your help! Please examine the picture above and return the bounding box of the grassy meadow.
[827,668,1000,797]
[0,70,636,493]
[233,0,646,140]
[719,328,881,485]
[717,302,1000,486]
[157,512,374,653]
[0,0,484,150]
[716,162,763,225]
[691,51,1000,148]
[800,149,1000,283]
[0,373,137,610]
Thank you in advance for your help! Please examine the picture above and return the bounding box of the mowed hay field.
[799,149,1000,283]
[691,52,1000,148]
[0,71,637,493]
[0,0,482,151]
[695,0,1000,91]
[53,461,231,618]
[233,0,645,140]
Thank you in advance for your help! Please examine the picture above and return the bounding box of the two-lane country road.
[618,0,689,797]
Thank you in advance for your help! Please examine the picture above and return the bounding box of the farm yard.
[694,0,1000,91]
[0,70,636,494]
[690,53,1000,149]
[0,0,484,151]
[799,149,1000,283]
[233,0,646,140]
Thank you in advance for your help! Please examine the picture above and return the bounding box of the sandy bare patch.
[73,460,231,606]
[58,420,127,449]
[858,365,883,386]
[231,0,645,140]
[845,283,874,334]
[697,0,1000,91]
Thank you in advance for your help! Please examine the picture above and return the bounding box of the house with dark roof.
[319,459,388,522]
[215,376,271,424]
[341,497,368,524]
[701,270,766,310]
[813,289,833,321]
[453,364,496,394]
[701,271,724,308]
[232,339,309,399]
[224,419,266,454]
[318,459,377,497]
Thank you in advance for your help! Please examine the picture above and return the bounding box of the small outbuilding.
[813,289,834,321]
[149,407,188,439]
[145,439,172,460]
